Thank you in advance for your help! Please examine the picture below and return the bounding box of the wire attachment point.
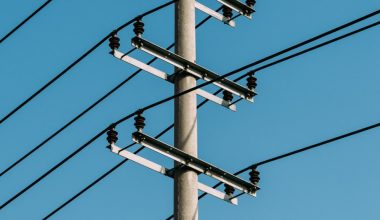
[133,17,145,37]
[134,111,146,132]
[106,126,118,145]
[246,72,257,90]
[224,184,235,196]
[246,0,256,8]
[222,5,233,20]
[223,90,233,102]
[249,167,260,193]
[109,32,120,51]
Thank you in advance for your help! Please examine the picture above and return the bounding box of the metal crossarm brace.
[109,143,238,205]
[195,1,236,27]
[217,0,255,19]
[131,37,255,102]
[112,50,237,111]
[132,131,258,196]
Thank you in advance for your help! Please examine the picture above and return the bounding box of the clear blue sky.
[0,0,379,219]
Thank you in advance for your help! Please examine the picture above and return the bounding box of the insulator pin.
[133,18,145,37]
[246,73,257,90]
[224,184,235,196]
[134,112,146,132]
[106,127,118,144]
[249,168,260,186]
[109,32,120,51]
[246,0,256,7]
[223,90,233,102]
[222,6,233,19]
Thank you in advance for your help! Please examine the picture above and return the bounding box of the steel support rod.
[174,1,198,219]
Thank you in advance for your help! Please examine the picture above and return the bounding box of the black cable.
[0,44,175,177]
[0,0,217,177]
[115,21,380,126]
[236,122,380,174]
[4,19,376,212]
[169,21,380,219]
[0,4,220,210]
[36,10,226,217]
[0,0,177,125]
[0,67,136,177]
[0,127,106,210]
[194,121,380,208]
[46,18,379,218]
[0,111,135,210]
[2,5,377,178]
[43,124,174,219]
[196,9,380,106]
[0,0,52,44]
[226,10,379,81]
[198,19,380,204]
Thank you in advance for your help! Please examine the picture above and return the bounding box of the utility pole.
[108,1,258,219]
[174,1,198,220]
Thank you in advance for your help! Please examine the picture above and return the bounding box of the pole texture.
[174,0,198,219]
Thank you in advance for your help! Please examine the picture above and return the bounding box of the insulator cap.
[222,5,233,19]
[109,32,120,51]
[246,73,257,90]
[246,0,256,7]
[106,127,118,144]
[224,184,235,196]
[249,168,260,186]
[134,113,145,131]
[223,90,233,102]
[133,18,145,37]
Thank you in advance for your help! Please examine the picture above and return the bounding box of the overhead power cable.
[3,19,378,211]
[197,121,380,200]
[0,5,221,177]
[0,0,177,125]
[113,21,380,126]
[43,125,174,219]
[0,5,224,208]
[41,8,227,217]
[0,0,53,44]
[163,122,380,220]
[37,19,380,217]
[236,122,380,174]
[197,9,380,107]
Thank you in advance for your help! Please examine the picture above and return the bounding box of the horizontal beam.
[132,132,258,196]
[109,144,238,205]
[195,1,236,27]
[217,0,254,19]
[197,182,238,205]
[131,37,255,102]
[112,50,237,111]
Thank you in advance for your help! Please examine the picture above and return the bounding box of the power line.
[0,67,136,177]
[236,122,380,174]
[0,0,52,44]
[192,121,380,209]
[197,9,380,105]
[2,1,375,217]
[3,20,377,211]
[0,112,133,210]
[115,21,379,126]
[44,19,379,218]
[0,0,177,125]
[0,5,221,177]
[0,5,218,206]
[43,124,174,219]
[43,10,221,211]
[171,20,380,220]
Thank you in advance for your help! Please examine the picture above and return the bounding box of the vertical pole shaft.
[174,0,198,220]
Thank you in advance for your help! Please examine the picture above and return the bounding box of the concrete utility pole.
[174,0,198,220]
